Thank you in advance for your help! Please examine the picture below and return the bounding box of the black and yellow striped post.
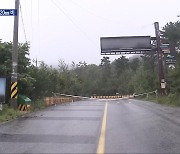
[11,81,18,108]
[11,81,18,99]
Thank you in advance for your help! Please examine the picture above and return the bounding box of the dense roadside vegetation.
[0,20,179,111]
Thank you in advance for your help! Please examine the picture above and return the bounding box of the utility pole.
[36,57,38,67]
[11,0,19,109]
[154,22,166,95]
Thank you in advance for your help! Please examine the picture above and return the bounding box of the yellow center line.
[97,102,108,154]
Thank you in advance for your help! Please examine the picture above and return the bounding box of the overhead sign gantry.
[100,22,168,95]
[100,36,155,55]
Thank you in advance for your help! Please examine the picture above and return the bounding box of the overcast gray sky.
[0,0,180,66]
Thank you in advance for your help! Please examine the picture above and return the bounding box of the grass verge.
[0,104,24,123]
[0,99,45,123]
[31,99,46,111]
[138,93,180,107]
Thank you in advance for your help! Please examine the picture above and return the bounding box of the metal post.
[146,93,149,99]
[36,57,38,67]
[11,0,19,109]
[154,22,166,95]
[155,90,158,99]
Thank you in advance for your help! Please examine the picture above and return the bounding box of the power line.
[19,1,28,42]
[50,0,98,48]
[37,0,40,55]
[69,0,154,31]
[68,0,128,25]
[30,0,33,43]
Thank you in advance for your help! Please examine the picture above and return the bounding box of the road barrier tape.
[11,81,18,99]
[91,96,123,99]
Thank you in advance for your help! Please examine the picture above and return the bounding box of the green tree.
[0,41,12,76]
[129,58,140,72]
[0,41,33,97]
[161,21,180,54]
[113,56,129,76]
[161,21,180,94]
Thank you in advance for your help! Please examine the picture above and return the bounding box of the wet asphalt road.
[0,99,180,153]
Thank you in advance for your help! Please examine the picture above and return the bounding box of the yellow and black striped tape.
[11,81,18,99]
[91,96,123,99]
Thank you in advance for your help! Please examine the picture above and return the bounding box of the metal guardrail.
[45,93,89,106]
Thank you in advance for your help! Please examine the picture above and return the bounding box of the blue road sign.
[160,44,170,48]
[0,9,17,16]
[160,44,170,54]
[167,54,175,59]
